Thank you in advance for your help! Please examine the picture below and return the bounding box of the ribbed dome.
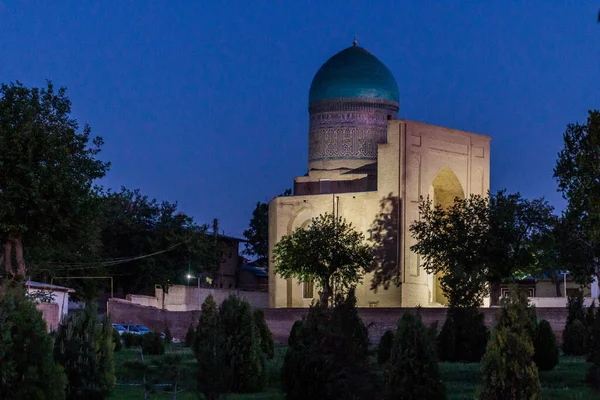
[309,45,399,104]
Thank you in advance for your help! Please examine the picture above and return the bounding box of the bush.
[253,309,275,359]
[563,319,588,356]
[377,330,395,365]
[141,332,165,355]
[587,305,600,392]
[122,332,142,348]
[438,306,489,362]
[479,289,540,400]
[54,302,114,399]
[383,312,446,400]
[288,319,304,345]
[163,325,172,343]
[194,295,228,400]
[533,319,559,371]
[0,285,66,400]
[218,295,266,393]
[185,322,196,347]
[112,328,122,352]
[283,290,380,400]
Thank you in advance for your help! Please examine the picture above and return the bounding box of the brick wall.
[107,299,569,345]
[37,302,59,331]
[154,285,269,311]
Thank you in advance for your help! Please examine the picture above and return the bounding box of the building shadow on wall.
[367,193,401,291]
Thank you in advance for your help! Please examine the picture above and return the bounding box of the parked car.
[122,324,151,335]
[112,323,126,336]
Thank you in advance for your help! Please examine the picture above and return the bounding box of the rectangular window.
[319,179,331,194]
[303,279,314,299]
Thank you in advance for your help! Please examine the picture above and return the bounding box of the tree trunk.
[3,239,13,278]
[319,280,331,309]
[489,279,501,306]
[13,236,26,279]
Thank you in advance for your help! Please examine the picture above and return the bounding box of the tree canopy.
[554,110,600,284]
[273,213,373,308]
[0,81,109,282]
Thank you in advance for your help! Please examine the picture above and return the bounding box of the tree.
[273,213,373,308]
[480,288,541,400]
[554,110,600,285]
[410,195,490,308]
[253,309,275,359]
[533,319,559,371]
[0,284,67,400]
[0,81,109,282]
[283,289,379,400]
[243,189,291,268]
[53,302,114,400]
[383,312,446,400]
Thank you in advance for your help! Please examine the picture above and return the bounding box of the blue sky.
[1,1,598,237]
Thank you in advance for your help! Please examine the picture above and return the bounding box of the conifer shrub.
[141,332,165,355]
[194,295,228,400]
[377,330,395,365]
[54,302,114,399]
[587,305,600,392]
[533,319,559,371]
[283,290,380,400]
[112,328,122,352]
[253,309,275,359]
[479,289,541,400]
[218,295,267,393]
[163,325,172,343]
[287,319,304,345]
[563,291,589,355]
[429,321,439,342]
[185,322,196,347]
[122,332,142,348]
[438,306,489,362]
[383,312,446,400]
[0,285,67,400]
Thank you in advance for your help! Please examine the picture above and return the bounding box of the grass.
[110,344,597,399]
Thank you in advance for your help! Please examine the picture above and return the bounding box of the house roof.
[26,280,75,293]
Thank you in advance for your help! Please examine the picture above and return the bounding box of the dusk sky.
[1,1,599,238]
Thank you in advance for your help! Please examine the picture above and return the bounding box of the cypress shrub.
[253,309,275,359]
[122,332,142,348]
[438,306,489,362]
[587,305,600,392]
[141,332,165,355]
[479,289,540,400]
[563,291,589,355]
[0,285,67,400]
[163,325,172,344]
[218,295,266,393]
[54,302,114,400]
[194,295,228,400]
[287,319,304,345]
[283,290,380,400]
[185,322,196,347]
[533,319,559,371]
[383,312,446,400]
[112,328,122,352]
[377,330,395,365]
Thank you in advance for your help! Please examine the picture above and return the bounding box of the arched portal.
[428,167,465,305]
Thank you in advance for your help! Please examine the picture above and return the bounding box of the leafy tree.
[243,189,291,268]
[410,195,489,308]
[0,284,67,400]
[480,288,541,400]
[273,213,373,308]
[383,312,446,400]
[95,188,220,295]
[0,81,108,282]
[53,302,114,400]
[533,320,559,371]
[283,289,379,400]
[554,111,600,285]
[253,309,275,359]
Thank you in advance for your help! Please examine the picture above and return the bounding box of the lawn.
[110,344,597,399]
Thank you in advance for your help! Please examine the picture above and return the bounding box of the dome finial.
[353,36,358,46]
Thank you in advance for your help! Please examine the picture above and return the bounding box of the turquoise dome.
[309,45,399,103]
